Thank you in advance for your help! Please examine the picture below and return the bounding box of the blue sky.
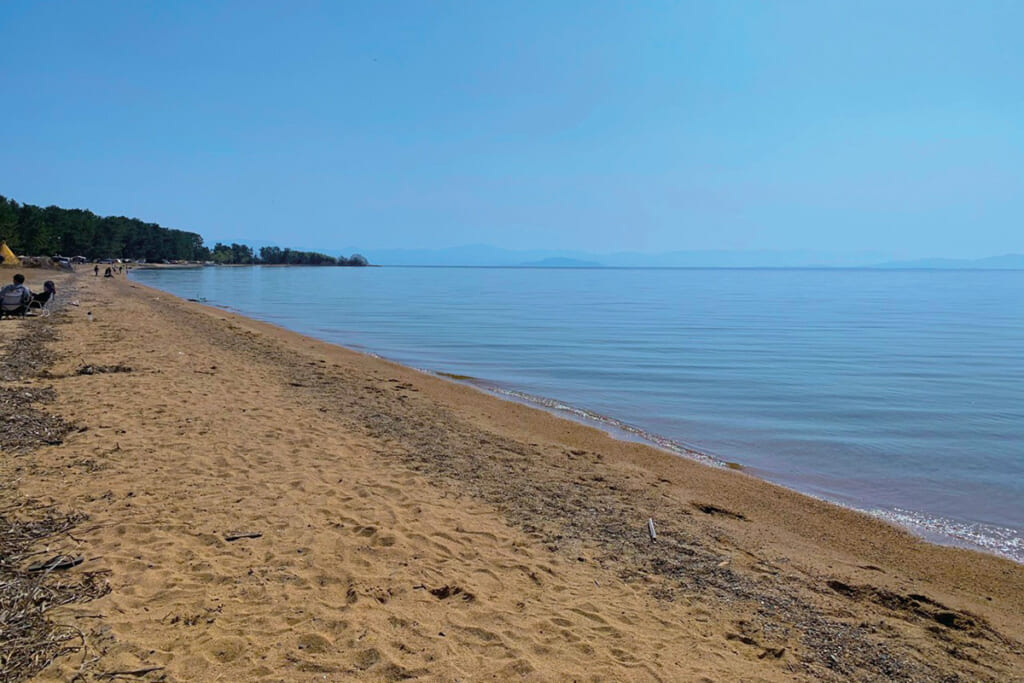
[2,1,1021,258]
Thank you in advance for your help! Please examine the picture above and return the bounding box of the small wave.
[868,508,1024,563]
[466,381,725,468]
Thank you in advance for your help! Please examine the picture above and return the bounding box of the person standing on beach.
[94,264,99,276]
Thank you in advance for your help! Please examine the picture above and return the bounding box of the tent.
[0,241,18,266]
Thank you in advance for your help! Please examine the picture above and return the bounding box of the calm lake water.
[130,266,1024,561]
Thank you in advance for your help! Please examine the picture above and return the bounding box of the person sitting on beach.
[0,273,33,317]
[32,280,56,307]
[104,266,113,278]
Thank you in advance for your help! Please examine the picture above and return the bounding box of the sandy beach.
[1,271,1021,682]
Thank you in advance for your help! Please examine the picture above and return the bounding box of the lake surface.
[130,266,1024,561]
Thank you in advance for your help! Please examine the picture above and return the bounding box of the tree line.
[0,194,368,266]
[210,244,368,267]
[1,194,205,261]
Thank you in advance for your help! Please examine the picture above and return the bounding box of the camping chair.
[26,281,56,317]
[0,300,28,318]
[0,289,30,318]
[26,296,52,317]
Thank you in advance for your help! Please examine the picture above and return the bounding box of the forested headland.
[0,195,368,266]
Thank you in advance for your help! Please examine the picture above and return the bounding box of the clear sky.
[2,1,1021,258]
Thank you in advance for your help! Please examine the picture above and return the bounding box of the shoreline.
[142,275,1023,565]
[5,272,1023,680]
[463,378,1024,564]
[425,371,1024,562]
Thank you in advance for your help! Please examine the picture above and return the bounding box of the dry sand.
[2,271,1022,681]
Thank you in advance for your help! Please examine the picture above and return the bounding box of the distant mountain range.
[338,246,896,268]
[517,257,604,268]
[219,240,1024,269]
[876,254,1024,269]
[339,246,1024,269]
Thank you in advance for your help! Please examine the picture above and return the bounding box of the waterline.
[130,265,1024,563]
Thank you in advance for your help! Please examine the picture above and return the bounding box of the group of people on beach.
[0,273,57,318]
[94,263,124,277]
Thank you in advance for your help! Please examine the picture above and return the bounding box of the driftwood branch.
[97,665,164,678]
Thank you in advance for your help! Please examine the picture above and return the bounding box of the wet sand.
[3,272,1022,681]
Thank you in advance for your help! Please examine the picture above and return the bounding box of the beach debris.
[76,364,133,375]
[0,504,110,682]
[97,665,164,679]
[825,580,990,634]
[27,554,85,572]
[1,309,110,680]
[0,326,56,382]
[647,518,657,542]
[428,584,475,601]
[692,502,746,520]
[224,531,262,541]
[0,386,72,452]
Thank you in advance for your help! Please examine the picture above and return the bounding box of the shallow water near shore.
[130,265,1024,561]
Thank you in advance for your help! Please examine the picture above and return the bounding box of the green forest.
[0,195,368,266]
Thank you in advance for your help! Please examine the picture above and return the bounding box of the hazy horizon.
[2,2,1022,258]
[215,240,1024,268]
